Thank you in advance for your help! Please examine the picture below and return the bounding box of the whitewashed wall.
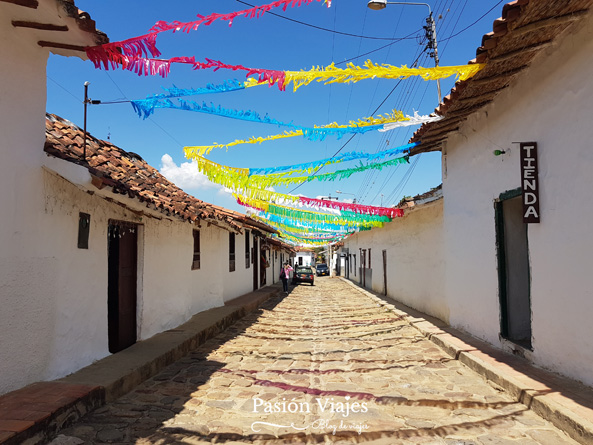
[0,162,239,394]
[0,17,55,395]
[342,200,447,321]
[296,252,314,266]
[443,15,593,386]
[221,231,253,302]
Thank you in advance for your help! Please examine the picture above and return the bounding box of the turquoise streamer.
[248,142,418,175]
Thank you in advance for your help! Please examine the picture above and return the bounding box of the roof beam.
[13,21,68,31]
[38,41,86,51]
[0,0,38,8]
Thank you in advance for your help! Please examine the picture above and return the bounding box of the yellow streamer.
[244,60,485,92]
[184,109,408,157]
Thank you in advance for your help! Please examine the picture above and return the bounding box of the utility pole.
[368,1,442,103]
[83,81,90,160]
[424,11,442,102]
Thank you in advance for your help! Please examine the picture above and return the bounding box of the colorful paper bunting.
[246,142,418,176]
[86,0,331,70]
[193,152,409,189]
[89,48,485,88]
[183,111,413,156]
[236,195,390,227]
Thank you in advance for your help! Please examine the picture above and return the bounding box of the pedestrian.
[279,262,293,294]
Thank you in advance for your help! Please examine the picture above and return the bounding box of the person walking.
[279,262,293,294]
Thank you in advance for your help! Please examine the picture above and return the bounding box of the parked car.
[315,263,329,276]
[292,266,315,286]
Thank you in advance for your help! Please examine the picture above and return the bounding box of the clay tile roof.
[396,184,442,210]
[409,0,593,155]
[44,113,243,232]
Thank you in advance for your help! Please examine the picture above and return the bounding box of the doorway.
[252,235,259,291]
[108,221,138,353]
[495,190,532,349]
[382,249,387,296]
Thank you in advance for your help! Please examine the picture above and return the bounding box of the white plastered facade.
[341,199,447,322]
[341,14,593,388]
[441,14,593,387]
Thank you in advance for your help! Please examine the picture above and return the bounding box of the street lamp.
[335,190,357,204]
[367,0,442,103]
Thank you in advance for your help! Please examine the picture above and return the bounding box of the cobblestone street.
[54,278,578,444]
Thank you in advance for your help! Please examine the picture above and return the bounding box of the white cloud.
[159,154,222,192]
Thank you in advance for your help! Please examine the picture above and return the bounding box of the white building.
[294,249,315,267]
[344,0,593,388]
[340,187,446,320]
[0,0,292,395]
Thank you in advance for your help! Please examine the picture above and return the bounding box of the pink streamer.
[299,197,404,218]
[86,0,328,72]
[237,196,404,220]
[85,50,288,85]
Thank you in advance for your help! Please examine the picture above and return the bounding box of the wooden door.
[252,236,259,291]
[108,222,138,353]
[382,249,387,296]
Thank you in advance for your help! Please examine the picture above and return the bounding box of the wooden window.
[78,212,90,249]
[229,232,236,272]
[245,230,250,268]
[192,229,201,270]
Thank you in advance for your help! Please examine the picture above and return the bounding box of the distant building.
[295,249,315,267]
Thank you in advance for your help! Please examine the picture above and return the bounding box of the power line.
[439,0,505,43]
[235,0,419,40]
[47,76,81,103]
[290,49,426,196]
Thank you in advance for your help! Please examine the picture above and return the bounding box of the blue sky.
[46,0,505,213]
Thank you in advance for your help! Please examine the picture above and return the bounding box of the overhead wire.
[438,0,505,43]
[234,0,419,40]
[365,0,500,206]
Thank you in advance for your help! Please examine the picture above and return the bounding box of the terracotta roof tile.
[410,0,593,155]
[44,113,251,232]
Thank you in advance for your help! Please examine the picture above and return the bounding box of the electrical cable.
[439,0,505,43]
[288,49,425,196]
[235,0,419,40]
[47,76,81,103]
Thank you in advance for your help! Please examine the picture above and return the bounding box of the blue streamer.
[131,96,414,143]
[130,79,247,119]
[248,142,418,176]
[257,212,374,231]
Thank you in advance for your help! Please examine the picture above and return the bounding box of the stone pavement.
[51,278,581,444]
[0,286,280,445]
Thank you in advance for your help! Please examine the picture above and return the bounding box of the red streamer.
[237,196,404,220]
[299,196,405,218]
[86,0,328,72]
[85,50,288,85]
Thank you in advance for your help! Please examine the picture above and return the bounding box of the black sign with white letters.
[520,142,540,223]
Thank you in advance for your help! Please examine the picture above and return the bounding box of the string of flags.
[80,0,468,246]
[86,0,332,71]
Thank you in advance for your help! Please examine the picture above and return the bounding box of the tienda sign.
[520,142,540,223]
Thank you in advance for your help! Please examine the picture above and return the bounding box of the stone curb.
[339,277,593,445]
[0,285,281,445]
